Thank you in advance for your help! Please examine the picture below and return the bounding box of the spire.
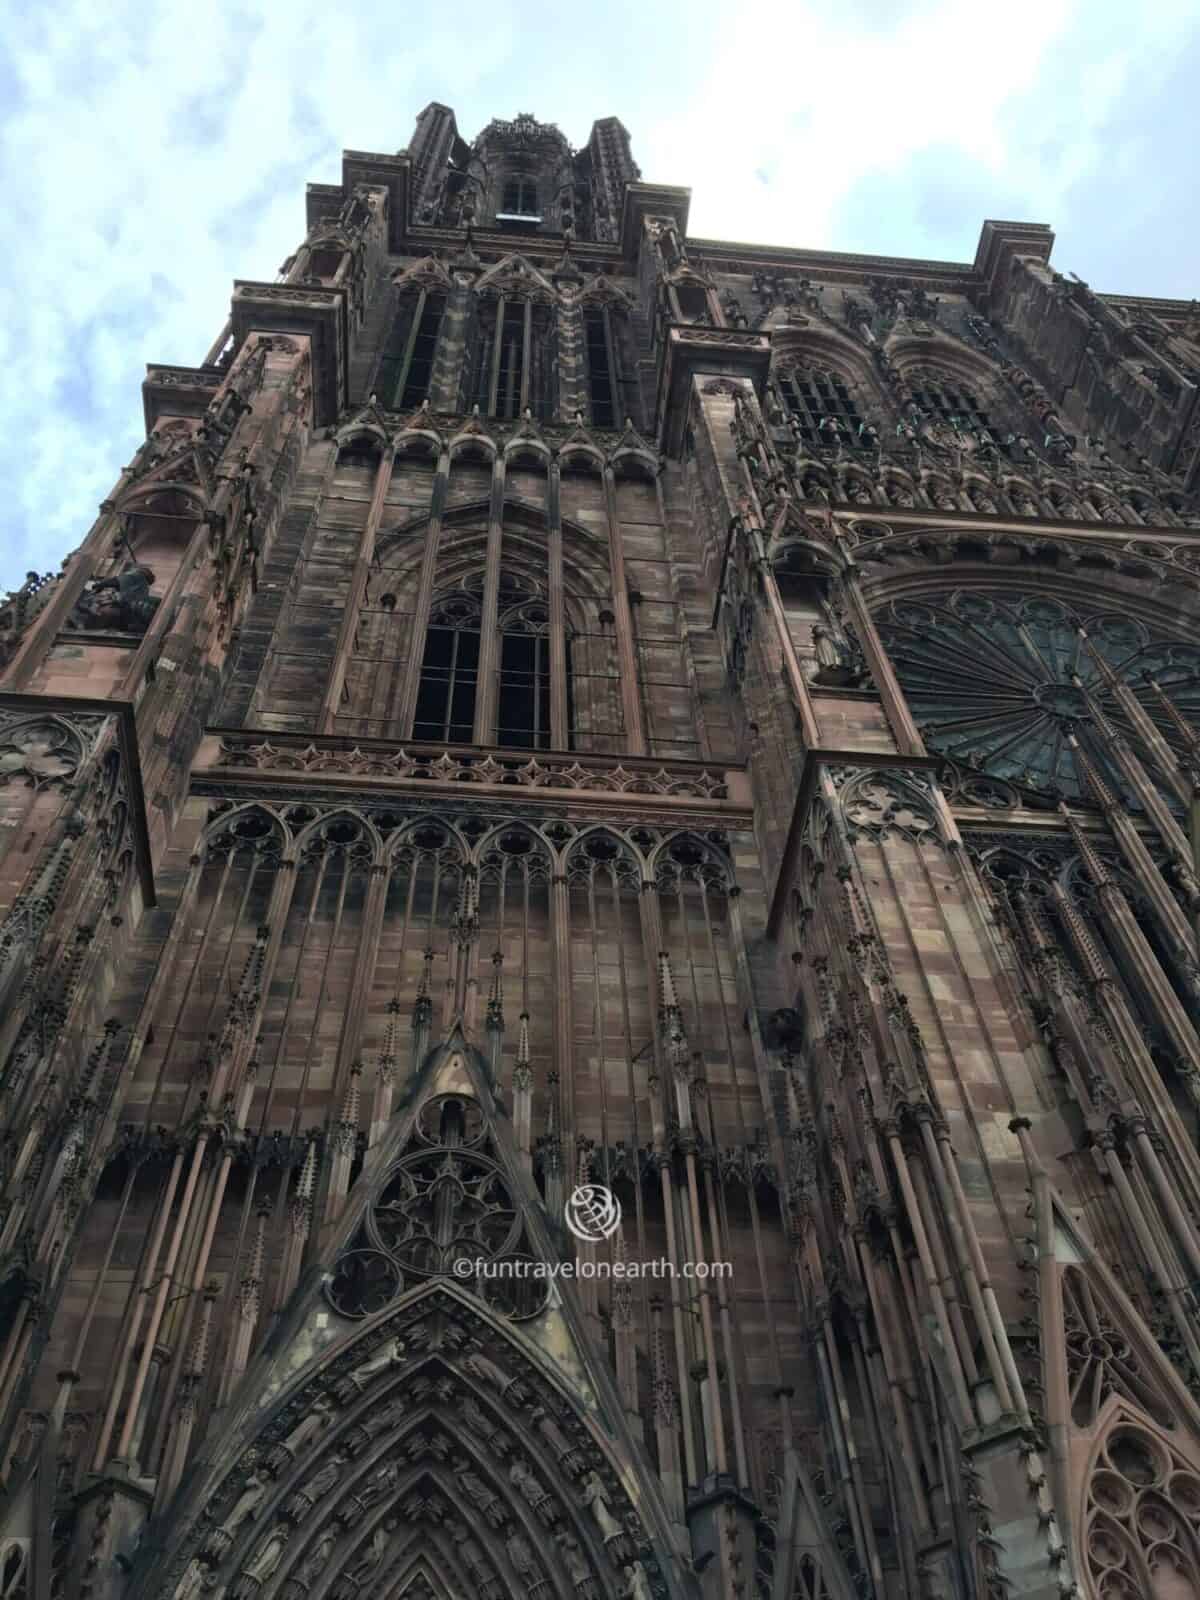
[335,1063,362,1154]
[289,1134,320,1236]
[379,998,400,1083]
[486,950,505,1032]
[452,871,478,945]
[413,947,434,1030]
[1146,673,1200,764]
[657,950,690,1075]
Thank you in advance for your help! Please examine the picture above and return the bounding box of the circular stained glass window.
[875,591,1200,800]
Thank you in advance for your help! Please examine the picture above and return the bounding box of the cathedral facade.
[2,102,1200,1600]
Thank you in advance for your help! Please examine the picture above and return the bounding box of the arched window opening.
[909,371,1007,452]
[472,301,556,421]
[499,172,540,221]
[584,307,616,428]
[498,596,557,750]
[412,591,481,744]
[378,291,447,410]
[674,282,710,323]
[413,572,572,749]
[307,246,344,282]
[777,367,867,449]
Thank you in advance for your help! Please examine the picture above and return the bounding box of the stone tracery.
[874,588,1200,801]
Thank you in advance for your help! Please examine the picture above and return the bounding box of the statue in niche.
[67,564,160,634]
[809,625,863,688]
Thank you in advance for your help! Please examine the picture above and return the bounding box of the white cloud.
[646,0,1194,251]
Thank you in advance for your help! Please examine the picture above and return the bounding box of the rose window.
[874,592,1200,801]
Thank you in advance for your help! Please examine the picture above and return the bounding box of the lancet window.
[377,290,447,410]
[413,572,568,750]
[584,305,617,428]
[470,299,557,420]
[776,366,868,449]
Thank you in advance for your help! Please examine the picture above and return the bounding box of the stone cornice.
[142,364,223,429]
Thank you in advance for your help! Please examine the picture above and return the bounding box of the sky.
[1,0,1198,590]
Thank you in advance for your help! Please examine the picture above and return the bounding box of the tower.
[2,101,1200,1600]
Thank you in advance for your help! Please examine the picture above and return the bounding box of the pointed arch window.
[413,573,571,750]
[377,288,447,410]
[909,370,1007,452]
[584,305,618,428]
[412,591,482,743]
[777,366,869,449]
[470,299,557,421]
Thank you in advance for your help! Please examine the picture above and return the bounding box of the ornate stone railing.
[206,731,744,806]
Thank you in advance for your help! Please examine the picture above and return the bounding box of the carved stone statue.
[506,1529,539,1580]
[509,1458,556,1524]
[581,1471,623,1541]
[558,1532,593,1587]
[174,1557,209,1600]
[459,1394,510,1455]
[339,1525,386,1592]
[266,1396,334,1474]
[231,1525,288,1598]
[292,1530,335,1588]
[336,1458,400,1528]
[204,1472,268,1560]
[283,1455,343,1521]
[68,565,160,634]
[340,1390,402,1457]
[332,1336,406,1402]
[460,1349,531,1405]
[532,1407,585,1474]
[456,1459,506,1527]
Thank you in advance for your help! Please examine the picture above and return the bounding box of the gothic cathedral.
[3,104,1200,1600]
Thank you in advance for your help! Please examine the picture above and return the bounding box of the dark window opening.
[497,630,552,749]
[413,580,570,750]
[398,293,446,409]
[778,369,867,450]
[308,248,343,280]
[675,283,709,322]
[585,308,615,428]
[378,292,446,411]
[500,176,539,218]
[413,621,479,743]
[496,323,525,421]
